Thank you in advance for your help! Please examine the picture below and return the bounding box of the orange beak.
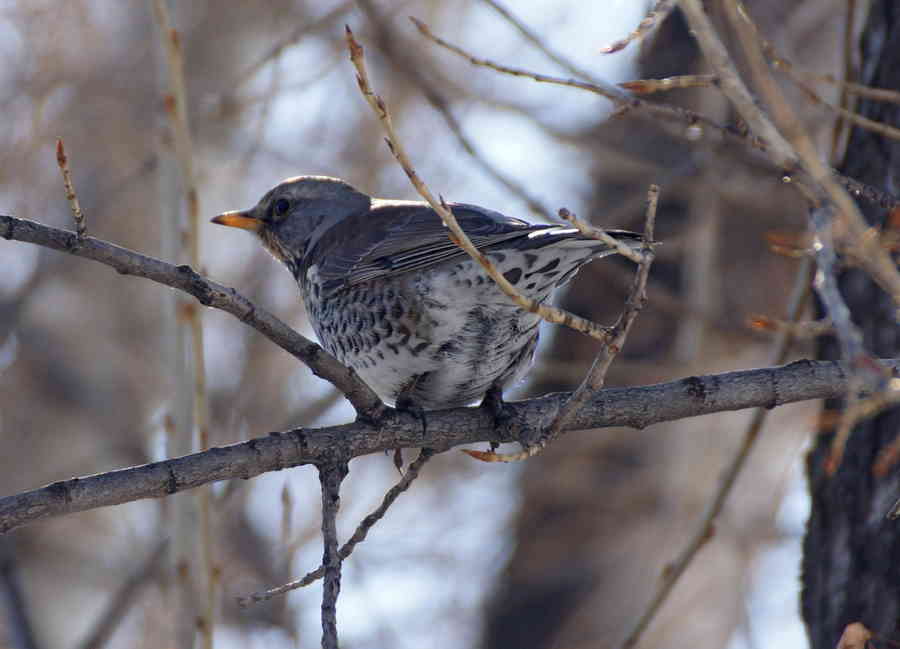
[211,210,262,233]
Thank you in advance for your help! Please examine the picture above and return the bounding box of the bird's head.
[211,175,371,275]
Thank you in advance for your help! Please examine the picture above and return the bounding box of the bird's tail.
[528,226,646,259]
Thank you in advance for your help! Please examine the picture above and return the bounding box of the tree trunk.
[803,3,900,648]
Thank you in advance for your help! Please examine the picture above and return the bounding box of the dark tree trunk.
[803,3,900,648]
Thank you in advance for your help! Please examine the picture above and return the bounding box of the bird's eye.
[273,198,291,218]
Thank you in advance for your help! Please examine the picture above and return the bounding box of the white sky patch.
[728,458,810,649]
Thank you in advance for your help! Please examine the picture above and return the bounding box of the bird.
[212,175,643,415]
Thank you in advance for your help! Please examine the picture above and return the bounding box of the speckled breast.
[300,257,548,409]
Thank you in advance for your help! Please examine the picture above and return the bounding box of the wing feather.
[308,202,547,293]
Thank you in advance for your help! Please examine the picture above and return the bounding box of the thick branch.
[0,358,894,535]
[0,214,382,416]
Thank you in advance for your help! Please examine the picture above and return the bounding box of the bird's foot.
[395,394,428,438]
[356,401,390,429]
[481,385,516,447]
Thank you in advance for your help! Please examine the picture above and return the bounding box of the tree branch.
[0,213,383,418]
[241,448,434,605]
[318,462,348,649]
[1,358,894,535]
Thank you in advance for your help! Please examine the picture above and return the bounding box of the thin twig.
[466,186,658,463]
[600,0,677,54]
[678,0,797,168]
[355,0,551,218]
[834,173,900,211]
[318,462,348,649]
[55,138,86,239]
[748,314,833,339]
[776,57,900,143]
[411,16,773,160]
[482,0,597,81]
[412,16,624,102]
[873,407,900,479]
[830,0,857,162]
[558,207,646,263]
[719,1,900,478]
[620,255,815,649]
[412,15,900,213]
[759,26,900,109]
[808,207,867,364]
[620,74,718,95]
[0,214,383,414]
[810,74,900,106]
[720,0,900,306]
[347,25,614,343]
[826,386,864,476]
[240,448,434,605]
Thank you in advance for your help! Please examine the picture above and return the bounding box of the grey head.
[211,175,371,277]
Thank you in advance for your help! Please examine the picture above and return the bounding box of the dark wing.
[308,201,547,294]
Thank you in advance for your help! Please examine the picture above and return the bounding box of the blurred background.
[0,1,851,647]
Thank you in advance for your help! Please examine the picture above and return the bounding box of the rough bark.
[803,3,900,648]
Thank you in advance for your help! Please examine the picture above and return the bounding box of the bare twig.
[620,74,718,95]
[0,214,383,415]
[748,314,833,339]
[719,0,900,477]
[412,15,900,213]
[318,462,348,649]
[756,22,900,109]
[829,0,857,163]
[355,0,551,218]
[809,74,900,106]
[482,0,597,82]
[347,26,614,343]
[558,207,646,263]
[55,138,86,239]
[889,497,900,520]
[240,448,434,605]
[678,0,797,168]
[873,405,900,478]
[834,173,900,211]
[619,255,814,649]
[600,0,677,54]
[808,207,868,364]
[411,16,624,103]
[719,0,900,306]
[467,186,658,463]
[774,56,900,143]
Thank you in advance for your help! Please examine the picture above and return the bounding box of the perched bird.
[212,176,642,413]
